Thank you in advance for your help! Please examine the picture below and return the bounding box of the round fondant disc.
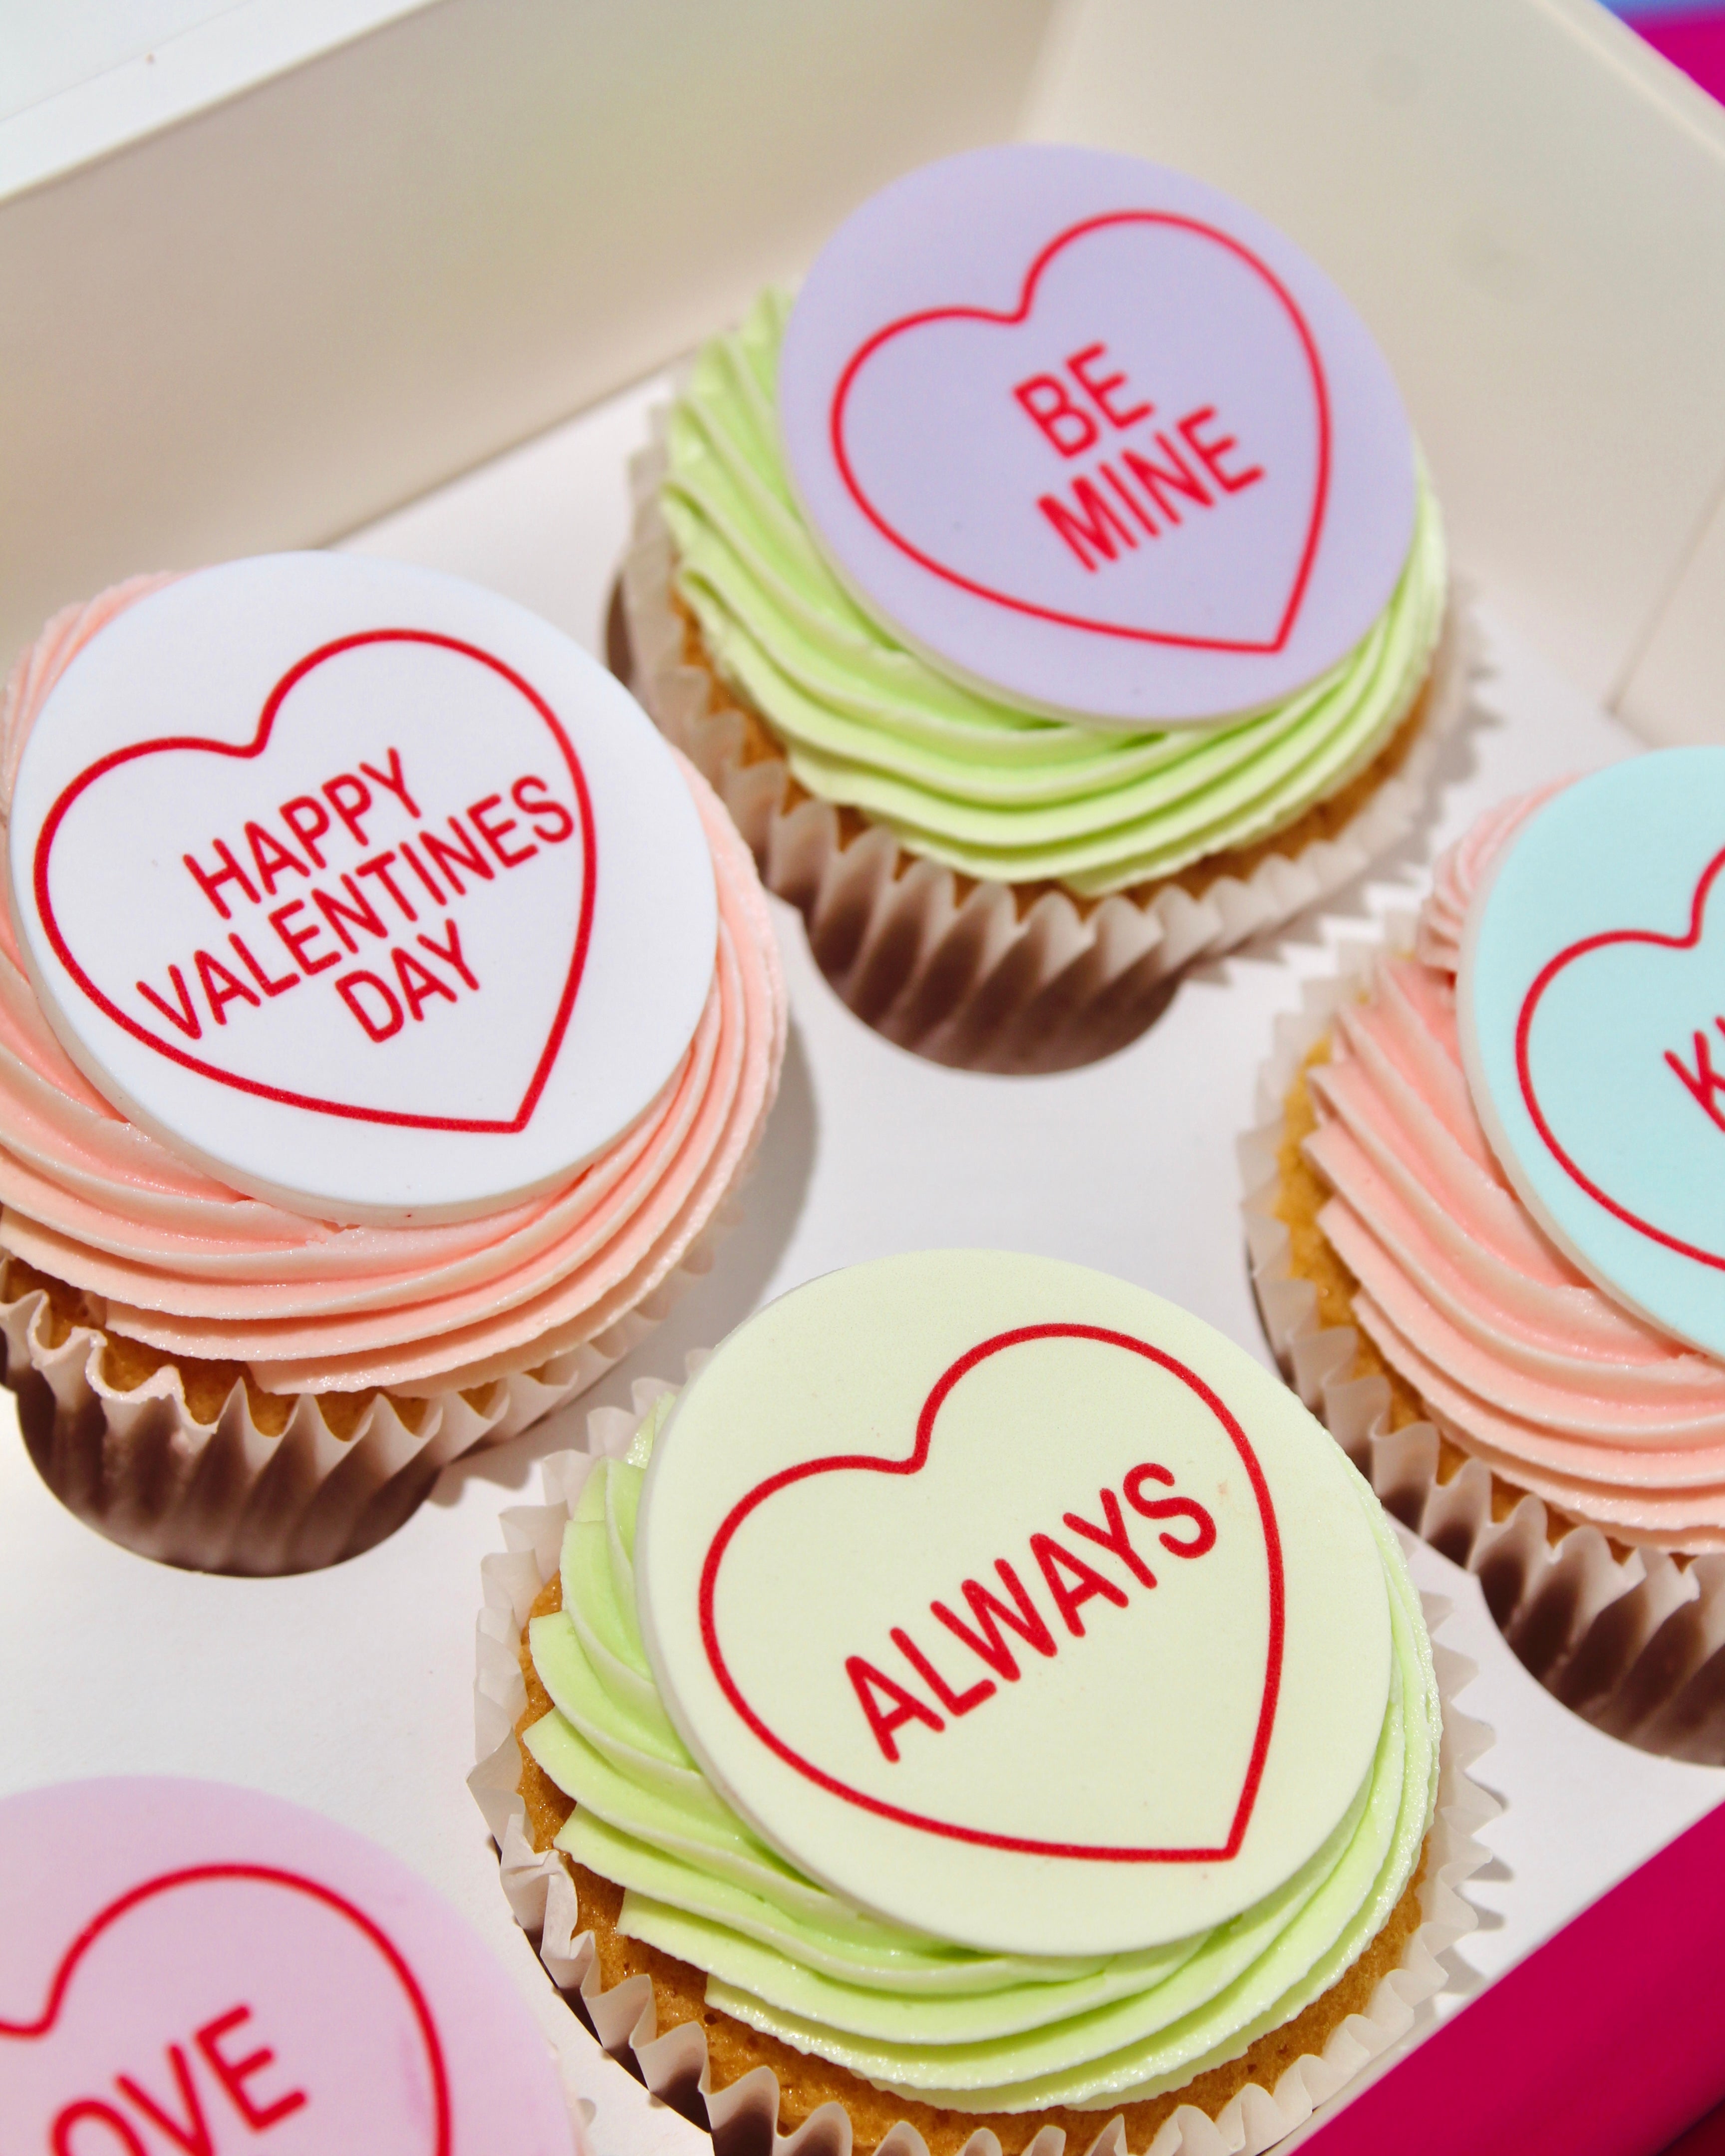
[0,1777,573,2155]
[1460,749,1725,1357]
[635,1249,1394,1956]
[7,555,718,1224]
[778,144,1418,727]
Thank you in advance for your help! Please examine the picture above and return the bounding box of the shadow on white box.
[3,0,1725,734]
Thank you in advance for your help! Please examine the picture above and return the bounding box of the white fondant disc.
[1460,750,1725,1356]
[7,555,718,1224]
[636,1250,1393,1957]
[777,144,1418,728]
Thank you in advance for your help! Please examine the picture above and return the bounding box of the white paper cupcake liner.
[1241,922,1725,1764]
[0,1216,729,1575]
[622,425,1478,1075]
[471,1380,1497,2156]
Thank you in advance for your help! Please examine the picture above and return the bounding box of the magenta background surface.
[1304,1798,1725,2156]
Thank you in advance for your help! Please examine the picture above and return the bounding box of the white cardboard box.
[2,359,1723,2147]
[4,8,1725,2148]
[3,0,1724,732]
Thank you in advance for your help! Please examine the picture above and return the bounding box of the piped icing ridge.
[1304,787,1725,1548]
[0,586,786,1397]
[659,291,1448,899]
[524,1398,1438,2113]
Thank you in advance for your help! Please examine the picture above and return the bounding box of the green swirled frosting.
[659,291,1447,898]
[523,1397,1440,2112]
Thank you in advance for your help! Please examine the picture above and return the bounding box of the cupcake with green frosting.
[624,275,1462,1073]
[475,1252,1491,2156]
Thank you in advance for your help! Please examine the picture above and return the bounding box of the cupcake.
[624,144,1467,1072]
[0,557,785,1573]
[1247,754,1725,1748]
[475,1252,1491,2156]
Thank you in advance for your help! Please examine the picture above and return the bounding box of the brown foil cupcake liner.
[622,423,1477,1075]
[471,1383,1497,2156]
[1,1217,729,1574]
[1242,922,1725,1764]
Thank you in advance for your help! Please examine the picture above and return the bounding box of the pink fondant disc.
[0,1778,573,2156]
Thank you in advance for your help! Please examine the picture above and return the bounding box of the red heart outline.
[829,212,1333,656]
[0,1862,450,2152]
[698,1323,1286,1863]
[1516,843,1725,1274]
[31,629,598,1133]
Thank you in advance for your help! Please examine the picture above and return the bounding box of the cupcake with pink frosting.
[1250,778,1725,1560]
[0,569,786,1574]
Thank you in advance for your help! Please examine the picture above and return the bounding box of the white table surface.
[4,372,1722,2152]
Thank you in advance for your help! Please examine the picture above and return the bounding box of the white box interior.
[4,367,1725,2145]
[5,7,1725,2142]
[4,0,1724,733]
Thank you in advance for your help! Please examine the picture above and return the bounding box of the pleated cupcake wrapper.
[622,425,1478,1075]
[471,1382,1498,2156]
[1242,922,1725,1764]
[0,1216,728,1575]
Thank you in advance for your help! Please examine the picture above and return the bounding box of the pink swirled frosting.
[0,583,786,1397]
[1304,782,1725,1551]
